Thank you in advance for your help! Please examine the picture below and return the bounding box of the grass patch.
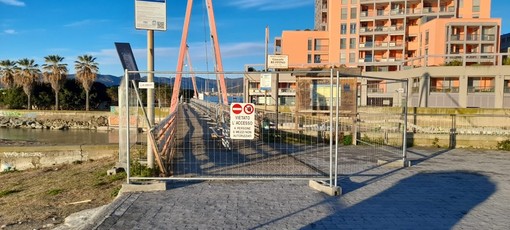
[110,186,122,198]
[47,188,63,196]
[94,171,126,187]
[0,189,22,198]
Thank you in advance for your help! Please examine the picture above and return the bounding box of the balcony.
[466,34,479,41]
[441,6,456,13]
[359,27,373,33]
[374,42,392,49]
[279,88,296,95]
[430,87,460,93]
[374,26,388,32]
[450,34,464,41]
[359,58,373,63]
[377,10,389,17]
[406,8,422,15]
[389,25,405,33]
[359,42,373,48]
[390,9,405,16]
[389,41,404,48]
[481,34,496,42]
[249,89,265,95]
[368,88,385,93]
[423,7,435,13]
[468,86,495,93]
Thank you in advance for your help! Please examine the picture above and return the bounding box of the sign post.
[135,0,167,169]
[230,103,255,140]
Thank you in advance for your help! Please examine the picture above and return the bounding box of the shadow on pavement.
[303,171,495,229]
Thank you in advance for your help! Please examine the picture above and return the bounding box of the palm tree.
[42,55,68,110]
[15,59,40,110]
[74,55,99,111]
[0,60,17,89]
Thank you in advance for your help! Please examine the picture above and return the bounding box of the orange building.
[275,0,501,71]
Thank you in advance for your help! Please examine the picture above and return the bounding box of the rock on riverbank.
[0,116,109,130]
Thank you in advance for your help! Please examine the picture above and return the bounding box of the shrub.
[343,135,352,145]
[497,139,510,151]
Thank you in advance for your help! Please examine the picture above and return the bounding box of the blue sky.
[1,0,509,76]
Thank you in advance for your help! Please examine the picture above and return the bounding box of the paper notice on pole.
[135,0,167,31]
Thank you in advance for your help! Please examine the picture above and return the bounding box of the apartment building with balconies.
[256,0,510,109]
[275,0,499,70]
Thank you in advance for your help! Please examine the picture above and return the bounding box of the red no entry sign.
[232,103,243,114]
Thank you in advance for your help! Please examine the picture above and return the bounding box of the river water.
[1,97,243,145]
[0,128,116,145]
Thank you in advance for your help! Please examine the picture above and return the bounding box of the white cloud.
[227,0,312,10]
[3,29,17,34]
[0,0,25,7]
[64,19,109,27]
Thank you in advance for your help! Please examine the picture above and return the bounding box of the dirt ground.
[0,156,125,230]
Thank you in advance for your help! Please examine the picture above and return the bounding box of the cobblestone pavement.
[67,148,510,230]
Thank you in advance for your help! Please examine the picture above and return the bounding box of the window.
[459,0,464,7]
[350,23,356,34]
[314,39,321,51]
[473,0,480,12]
[341,8,347,19]
[468,77,495,93]
[350,7,357,19]
[341,0,348,4]
[341,23,347,34]
[430,77,460,93]
[314,55,321,63]
[351,0,357,3]
[307,54,312,63]
[425,31,429,45]
[340,52,346,64]
[340,38,346,49]
[349,52,356,63]
[307,39,312,51]
[349,38,356,49]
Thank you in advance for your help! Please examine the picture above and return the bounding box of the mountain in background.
[69,74,244,93]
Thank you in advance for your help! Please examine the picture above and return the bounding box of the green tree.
[60,79,84,110]
[74,55,99,111]
[42,55,68,110]
[32,83,53,110]
[15,58,40,110]
[106,86,119,105]
[0,88,26,109]
[0,60,17,89]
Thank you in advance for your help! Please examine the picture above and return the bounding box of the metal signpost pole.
[125,69,131,184]
[147,30,155,169]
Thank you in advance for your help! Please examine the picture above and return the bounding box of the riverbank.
[0,156,124,230]
[0,115,109,130]
[0,143,118,171]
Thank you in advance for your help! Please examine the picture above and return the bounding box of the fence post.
[449,114,457,149]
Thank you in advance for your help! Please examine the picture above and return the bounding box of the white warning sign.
[230,103,255,140]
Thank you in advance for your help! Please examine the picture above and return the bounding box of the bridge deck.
[170,103,327,179]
